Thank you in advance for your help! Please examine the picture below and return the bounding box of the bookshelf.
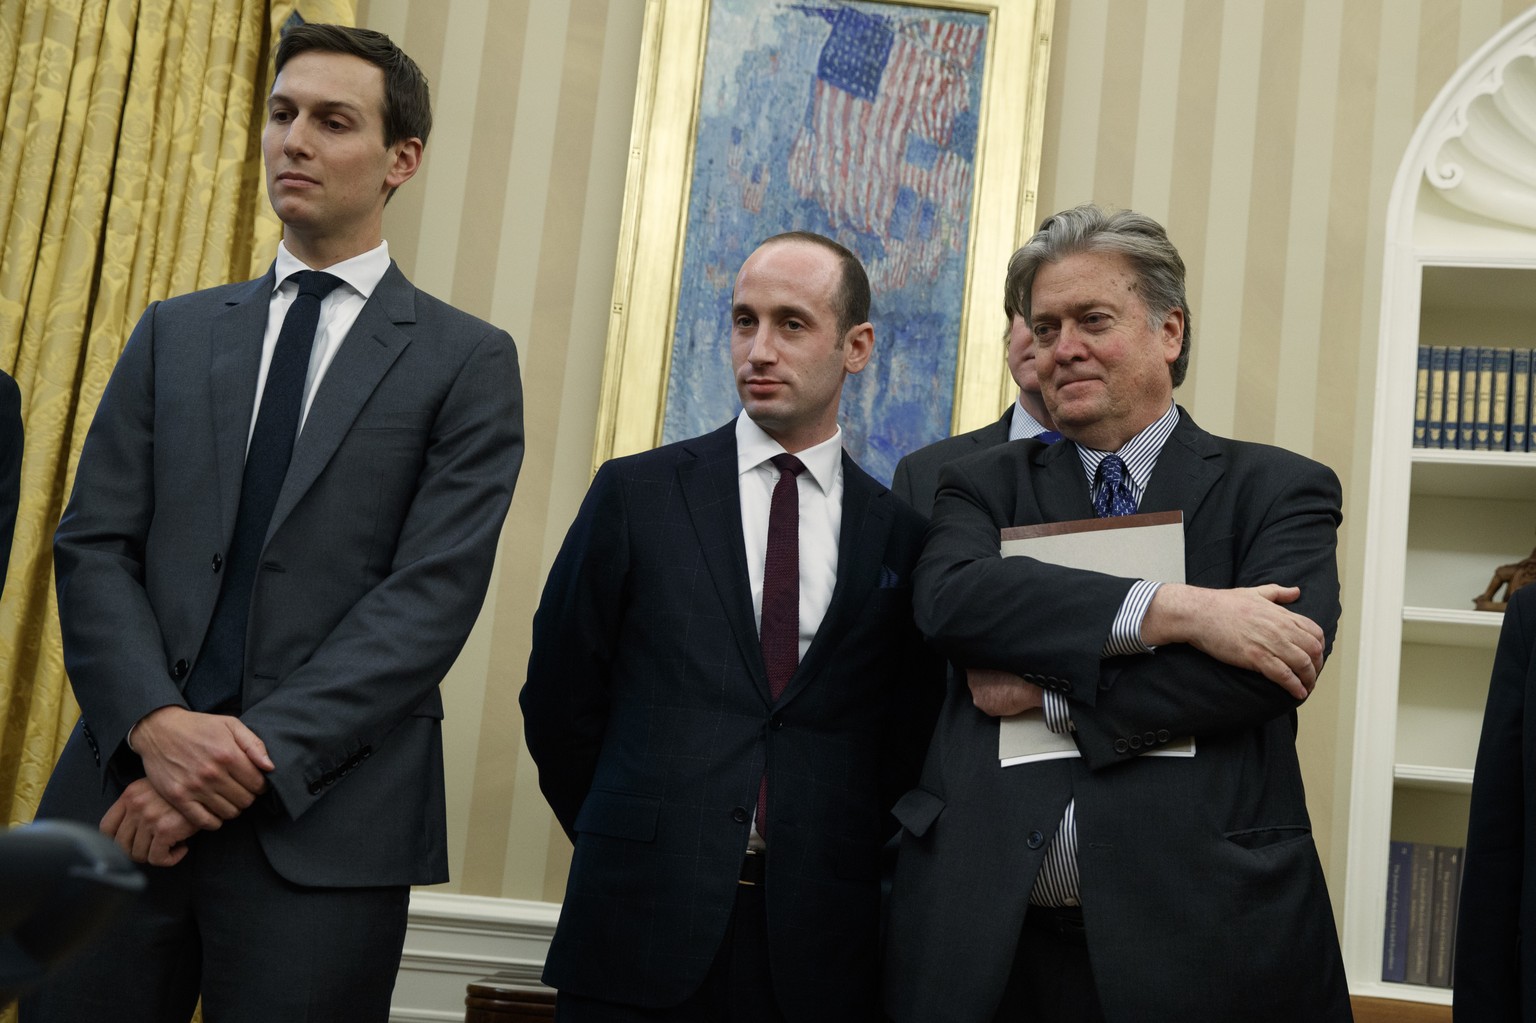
[1342,11,1536,1005]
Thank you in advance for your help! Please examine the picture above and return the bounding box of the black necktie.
[756,453,804,840]
[184,271,343,712]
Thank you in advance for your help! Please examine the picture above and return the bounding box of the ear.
[385,137,424,192]
[1158,307,1184,364]
[843,321,874,375]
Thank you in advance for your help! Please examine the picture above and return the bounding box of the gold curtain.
[0,0,354,832]
[0,0,353,1015]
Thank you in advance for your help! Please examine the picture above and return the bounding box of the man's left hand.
[966,668,1045,717]
[100,778,199,867]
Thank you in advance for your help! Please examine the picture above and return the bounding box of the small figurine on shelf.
[1475,542,1536,612]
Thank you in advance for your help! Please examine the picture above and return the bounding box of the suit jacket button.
[1026,830,1045,850]
[1156,729,1170,743]
[1144,732,1158,746]
[307,779,323,795]
[1128,735,1142,750]
[1113,738,1129,753]
[170,659,189,680]
[732,806,749,823]
[211,553,223,572]
[1022,673,1038,683]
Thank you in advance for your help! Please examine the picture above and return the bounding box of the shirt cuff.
[1103,580,1163,656]
[1043,690,1074,733]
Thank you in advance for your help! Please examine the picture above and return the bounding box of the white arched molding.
[1423,24,1536,228]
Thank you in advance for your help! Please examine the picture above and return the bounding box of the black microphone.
[0,820,145,1006]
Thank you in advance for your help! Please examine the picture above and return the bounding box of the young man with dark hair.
[24,24,523,1022]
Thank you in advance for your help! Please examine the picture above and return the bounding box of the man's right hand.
[1142,583,1325,701]
[132,706,274,829]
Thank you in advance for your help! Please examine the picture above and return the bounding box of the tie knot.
[1098,454,1125,487]
[291,270,344,300]
[770,453,805,478]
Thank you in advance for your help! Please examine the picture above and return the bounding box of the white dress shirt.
[735,411,843,661]
[252,240,391,445]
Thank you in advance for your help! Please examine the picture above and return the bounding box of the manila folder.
[996,511,1193,766]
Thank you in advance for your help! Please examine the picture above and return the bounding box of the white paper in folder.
[996,511,1195,766]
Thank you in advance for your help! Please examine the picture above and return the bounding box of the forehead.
[1031,249,1142,313]
[271,50,386,111]
[733,241,841,307]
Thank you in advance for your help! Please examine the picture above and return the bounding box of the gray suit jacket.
[43,262,523,887]
[889,408,1013,518]
[884,409,1350,1022]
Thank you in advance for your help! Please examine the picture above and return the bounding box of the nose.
[1053,323,1089,363]
[282,116,315,159]
[745,327,777,365]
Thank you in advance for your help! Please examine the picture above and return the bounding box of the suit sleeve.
[1453,585,1536,1016]
[916,451,1341,770]
[520,462,628,838]
[240,327,524,819]
[890,454,917,510]
[54,303,192,772]
[0,371,21,597]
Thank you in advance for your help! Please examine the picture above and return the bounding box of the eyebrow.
[267,94,368,119]
[732,301,816,322]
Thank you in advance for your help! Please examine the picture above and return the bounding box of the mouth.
[275,171,319,187]
[742,378,783,397]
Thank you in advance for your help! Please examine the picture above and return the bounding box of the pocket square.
[877,565,904,588]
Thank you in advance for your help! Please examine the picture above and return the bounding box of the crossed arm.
[918,450,1342,766]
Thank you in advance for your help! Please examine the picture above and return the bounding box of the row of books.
[1413,345,1534,451]
[1382,841,1462,987]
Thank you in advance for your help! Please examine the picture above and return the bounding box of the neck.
[283,230,382,270]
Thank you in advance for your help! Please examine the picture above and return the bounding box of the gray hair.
[1004,204,1192,387]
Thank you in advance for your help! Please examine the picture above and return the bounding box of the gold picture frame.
[593,0,1055,472]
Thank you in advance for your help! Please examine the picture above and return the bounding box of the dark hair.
[759,231,872,337]
[1005,204,1193,387]
[275,23,432,148]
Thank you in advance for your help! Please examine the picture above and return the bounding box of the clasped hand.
[99,705,274,865]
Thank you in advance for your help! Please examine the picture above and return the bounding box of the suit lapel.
[780,453,890,706]
[209,270,277,541]
[1027,440,1095,525]
[1139,410,1222,520]
[678,425,771,702]
[266,263,416,542]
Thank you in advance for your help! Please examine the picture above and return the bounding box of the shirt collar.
[735,411,843,495]
[1009,399,1051,440]
[272,239,391,300]
[1072,402,1180,491]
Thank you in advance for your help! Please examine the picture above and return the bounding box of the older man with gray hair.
[884,204,1350,1023]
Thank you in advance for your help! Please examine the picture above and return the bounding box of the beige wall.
[355,0,1536,905]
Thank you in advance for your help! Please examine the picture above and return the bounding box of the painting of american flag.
[661,0,989,484]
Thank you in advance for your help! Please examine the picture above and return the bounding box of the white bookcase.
[1342,13,1536,1005]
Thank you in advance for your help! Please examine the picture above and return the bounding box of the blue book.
[1442,348,1463,449]
[1492,348,1512,451]
[1474,346,1495,450]
[1461,347,1481,450]
[1426,346,1447,448]
[1413,347,1430,448]
[1382,840,1413,982]
[1512,348,1531,452]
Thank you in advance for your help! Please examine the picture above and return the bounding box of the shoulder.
[1175,412,1340,491]
[898,417,1006,471]
[154,276,268,316]
[594,424,735,483]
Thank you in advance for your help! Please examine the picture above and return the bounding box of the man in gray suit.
[884,205,1349,1022]
[890,284,1058,517]
[25,24,522,1023]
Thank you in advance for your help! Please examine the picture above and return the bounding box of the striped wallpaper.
[355,0,1535,908]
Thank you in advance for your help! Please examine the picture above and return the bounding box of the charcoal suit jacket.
[1455,583,1536,1019]
[884,408,1351,1022]
[522,420,940,1021]
[890,407,1013,518]
[40,261,523,888]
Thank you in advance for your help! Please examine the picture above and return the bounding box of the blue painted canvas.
[661,0,989,484]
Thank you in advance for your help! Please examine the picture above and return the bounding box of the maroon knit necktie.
[756,453,804,839]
